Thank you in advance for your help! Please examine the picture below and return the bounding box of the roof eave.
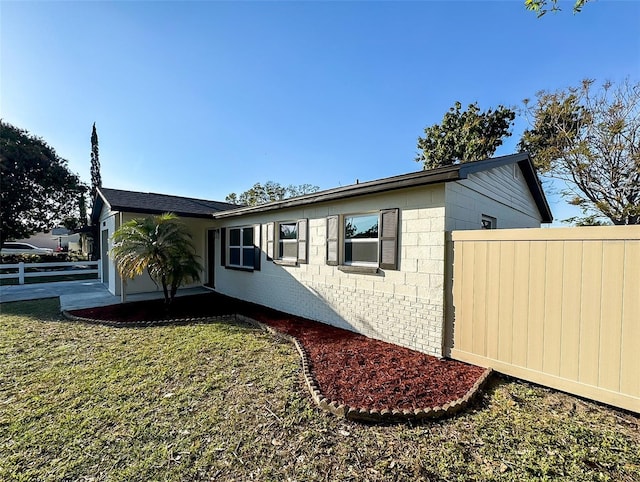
[518,158,553,223]
[214,169,462,218]
[106,206,215,219]
[90,188,110,224]
[458,152,553,223]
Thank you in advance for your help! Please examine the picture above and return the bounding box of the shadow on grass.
[480,371,640,422]
[0,298,62,320]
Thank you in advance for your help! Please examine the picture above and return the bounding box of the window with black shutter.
[326,209,399,271]
[267,219,308,266]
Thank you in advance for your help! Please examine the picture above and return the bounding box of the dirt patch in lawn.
[70,292,486,413]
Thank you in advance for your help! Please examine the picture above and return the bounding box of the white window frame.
[278,221,298,261]
[343,212,380,267]
[227,226,255,269]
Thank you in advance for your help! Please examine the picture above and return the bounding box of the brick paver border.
[62,310,492,422]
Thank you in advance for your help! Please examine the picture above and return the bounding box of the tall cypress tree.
[78,187,87,225]
[90,122,102,201]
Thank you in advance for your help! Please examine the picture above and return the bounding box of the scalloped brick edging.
[61,310,243,328]
[235,314,493,423]
[61,309,492,422]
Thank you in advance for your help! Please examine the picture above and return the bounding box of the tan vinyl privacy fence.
[449,226,640,413]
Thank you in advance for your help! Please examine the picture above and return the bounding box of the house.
[93,153,552,357]
[91,188,238,296]
[9,227,80,252]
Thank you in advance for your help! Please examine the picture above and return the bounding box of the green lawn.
[0,273,98,286]
[1,299,638,481]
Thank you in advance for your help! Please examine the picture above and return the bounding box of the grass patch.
[1,299,638,481]
[0,273,98,286]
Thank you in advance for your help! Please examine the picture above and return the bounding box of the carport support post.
[119,212,127,304]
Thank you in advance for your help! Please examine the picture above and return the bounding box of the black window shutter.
[254,247,261,270]
[220,228,226,266]
[297,218,308,264]
[266,223,274,261]
[379,208,399,270]
[326,215,339,266]
[253,224,261,270]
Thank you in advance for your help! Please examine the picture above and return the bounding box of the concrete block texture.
[217,186,499,358]
[215,192,450,356]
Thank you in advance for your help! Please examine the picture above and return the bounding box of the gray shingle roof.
[92,188,239,221]
[91,153,552,224]
[214,153,553,223]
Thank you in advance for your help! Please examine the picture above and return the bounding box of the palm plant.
[111,213,202,307]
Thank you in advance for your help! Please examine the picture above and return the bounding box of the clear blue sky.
[2,1,639,224]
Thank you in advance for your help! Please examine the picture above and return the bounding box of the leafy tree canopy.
[226,181,320,206]
[519,79,640,225]
[525,0,591,17]
[0,120,84,244]
[111,213,202,307]
[415,101,516,170]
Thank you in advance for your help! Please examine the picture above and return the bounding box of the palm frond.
[110,213,202,306]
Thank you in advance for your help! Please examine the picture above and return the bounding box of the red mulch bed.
[70,293,486,411]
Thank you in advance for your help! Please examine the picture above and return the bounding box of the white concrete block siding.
[213,186,445,355]
[214,163,543,357]
[97,156,548,358]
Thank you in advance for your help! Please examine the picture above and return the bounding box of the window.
[266,219,308,265]
[481,214,497,229]
[227,226,256,269]
[326,209,398,271]
[279,222,298,260]
[344,214,379,266]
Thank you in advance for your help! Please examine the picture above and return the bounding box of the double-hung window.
[344,214,379,266]
[279,222,298,260]
[326,209,398,271]
[228,226,256,269]
[266,219,308,265]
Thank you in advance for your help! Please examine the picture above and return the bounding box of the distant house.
[10,228,80,252]
[92,153,552,357]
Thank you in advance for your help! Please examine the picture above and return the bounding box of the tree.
[226,181,320,206]
[525,0,591,17]
[286,183,321,198]
[90,122,102,201]
[78,187,88,226]
[0,121,83,244]
[111,213,202,307]
[62,185,89,231]
[415,101,516,170]
[519,79,640,225]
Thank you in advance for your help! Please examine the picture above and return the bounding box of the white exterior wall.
[215,185,448,356]
[442,163,544,356]
[98,205,215,295]
[94,162,546,357]
[98,205,118,295]
[444,164,543,230]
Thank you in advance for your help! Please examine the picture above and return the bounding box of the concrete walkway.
[0,280,212,311]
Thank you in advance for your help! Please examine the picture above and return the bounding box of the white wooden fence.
[0,261,101,284]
